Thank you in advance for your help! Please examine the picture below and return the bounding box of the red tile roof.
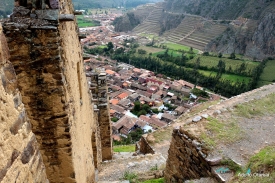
[110,99,119,105]
[146,78,163,86]
[117,92,128,100]
[139,115,151,123]
[106,69,115,75]
[149,118,167,128]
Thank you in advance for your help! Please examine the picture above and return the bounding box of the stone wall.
[0,24,48,183]
[2,1,101,182]
[136,135,155,154]
[88,68,112,161]
[165,127,212,182]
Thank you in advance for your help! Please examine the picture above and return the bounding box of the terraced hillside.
[133,4,163,34]
[165,16,227,51]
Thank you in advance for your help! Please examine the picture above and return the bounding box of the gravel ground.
[98,152,166,182]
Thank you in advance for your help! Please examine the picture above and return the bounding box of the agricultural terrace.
[139,33,160,40]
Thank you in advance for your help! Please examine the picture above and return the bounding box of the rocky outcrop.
[0,24,48,183]
[159,12,184,34]
[207,12,275,60]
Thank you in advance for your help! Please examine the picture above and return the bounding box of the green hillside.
[0,0,13,18]
[73,0,161,10]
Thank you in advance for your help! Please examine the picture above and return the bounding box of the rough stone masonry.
[0,24,48,183]
[1,0,112,182]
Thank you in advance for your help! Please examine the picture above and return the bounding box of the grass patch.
[186,100,220,117]
[138,46,164,54]
[249,146,275,172]
[221,159,242,173]
[259,60,275,86]
[76,15,100,28]
[121,171,138,183]
[150,164,158,171]
[230,146,275,183]
[160,42,199,53]
[188,55,258,74]
[113,145,135,152]
[152,50,182,57]
[198,70,251,83]
[200,117,243,149]
[152,126,173,144]
[142,178,165,183]
[98,45,107,49]
[234,93,275,118]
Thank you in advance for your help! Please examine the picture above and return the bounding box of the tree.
[218,53,223,58]
[133,101,141,111]
[229,52,236,59]
[137,49,146,54]
[111,117,119,122]
[107,42,114,51]
[217,60,226,73]
[137,110,147,117]
[142,104,150,112]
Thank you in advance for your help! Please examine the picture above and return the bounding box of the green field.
[152,50,182,57]
[188,55,259,74]
[198,70,251,83]
[98,45,107,49]
[113,145,135,152]
[259,60,275,82]
[139,46,164,54]
[76,15,100,28]
[160,42,199,53]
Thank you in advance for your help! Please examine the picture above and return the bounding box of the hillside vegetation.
[0,0,13,18]
[114,0,275,59]
[73,0,161,9]
[164,0,275,59]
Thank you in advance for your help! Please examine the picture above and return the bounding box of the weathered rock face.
[165,127,212,182]
[0,24,48,183]
[207,12,275,60]
[1,0,111,182]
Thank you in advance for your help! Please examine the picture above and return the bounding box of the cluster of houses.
[80,25,137,52]
[85,61,208,141]
[84,54,223,143]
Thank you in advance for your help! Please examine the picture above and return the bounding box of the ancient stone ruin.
[0,23,48,183]
[0,0,112,182]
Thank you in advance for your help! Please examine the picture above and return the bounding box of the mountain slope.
[72,0,161,9]
[0,0,13,17]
